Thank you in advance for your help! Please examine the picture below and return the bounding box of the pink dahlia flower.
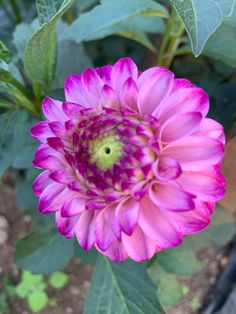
[31,58,225,262]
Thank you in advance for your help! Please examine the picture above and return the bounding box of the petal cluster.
[31,58,225,262]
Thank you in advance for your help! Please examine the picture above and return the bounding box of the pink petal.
[122,225,158,262]
[56,211,80,238]
[111,58,138,93]
[65,74,98,108]
[161,136,224,170]
[61,197,86,217]
[100,85,119,109]
[139,197,182,248]
[194,118,225,144]
[33,145,65,170]
[160,112,202,143]
[81,68,104,98]
[95,65,112,85]
[38,183,66,213]
[137,67,174,115]
[171,199,211,235]
[62,102,83,118]
[156,87,209,122]
[49,121,65,138]
[49,169,75,185]
[120,77,138,111]
[30,122,53,144]
[171,78,193,92]
[98,240,127,262]
[177,169,226,202]
[95,209,116,251]
[76,210,97,250]
[47,137,64,152]
[149,182,195,211]
[153,157,182,181]
[42,97,67,122]
[32,170,52,196]
[115,197,139,235]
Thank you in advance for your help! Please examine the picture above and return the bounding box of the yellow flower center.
[89,135,123,170]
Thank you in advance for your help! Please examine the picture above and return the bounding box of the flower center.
[89,135,123,170]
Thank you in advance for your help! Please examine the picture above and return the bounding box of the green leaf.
[172,0,236,56]
[203,21,236,67]
[15,229,74,274]
[36,0,67,25]
[0,110,28,177]
[148,263,187,307]
[27,290,48,312]
[62,0,167,45]
[22,271,44,286]
[13,20,39,61]
[16,282,31,298]
[77,0,98,12]
[4,279,17,297]
[0,60,11,81]
[0,41,13,63]
[158,276,186,308]
[185,207,236,249]
[16,271,46,299]
[157,245,202,276]
[0,294,7,312]
[16,179,38,212]
[74,241,97,264]
[49,271,69,289]
[84,256,164,314]
[82,15,164,52]
[24,0,75,94]
[226,2,236,25]
[12,119,38,169]
[52,22,93,88]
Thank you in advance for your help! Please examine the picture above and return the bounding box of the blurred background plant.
[0,0,236,313]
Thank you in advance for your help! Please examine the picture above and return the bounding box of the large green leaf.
[203,3,236,67]
[73,240,97,265]
[157,245,202,276]
[52,22,93,89]
[82,15,164,52]
[0,110,28,177]
[24,0,75,94]
[12,118,39,169]
[62,0,167,46]
[15,229,74,274]
[36,0,66,24]
[13,20,39,61]
[226,2,236,25]
[172,0,235,56]
[84,256,164,314]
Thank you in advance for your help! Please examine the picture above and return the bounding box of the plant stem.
[157,8,186,68]
[157,9,176,66]
[161,24,185,68]
[10,78,34,101]
[0,100,17,109]
[9,0,21,23]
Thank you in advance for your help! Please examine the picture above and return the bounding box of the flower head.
[31,58,225,262]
